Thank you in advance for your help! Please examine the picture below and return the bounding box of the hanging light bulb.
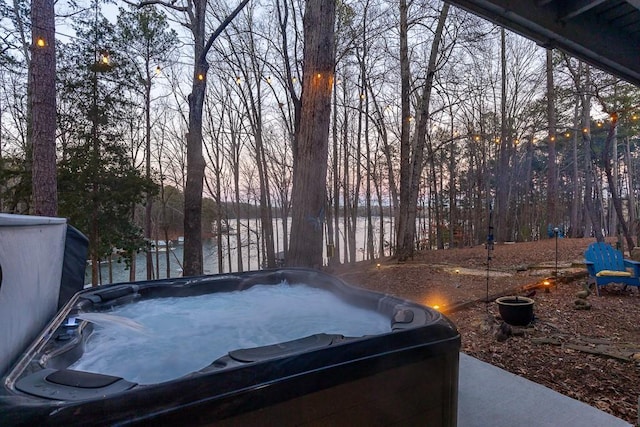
[91,50,113,72]
[99,50,111,65]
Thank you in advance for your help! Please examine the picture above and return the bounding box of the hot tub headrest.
[46,369,122,389]
[229,333,343,363]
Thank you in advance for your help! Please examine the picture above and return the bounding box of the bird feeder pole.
[485,200,495,309]
[554,227,559,289]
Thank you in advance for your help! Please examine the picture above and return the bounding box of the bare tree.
[396,2,450,260]
[545,49,558,234]
[563,60,604,240]
[224,10,277,268]
[602,112,634,250]
[138,0,249,276]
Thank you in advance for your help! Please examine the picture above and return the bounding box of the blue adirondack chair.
[584,242,640,295]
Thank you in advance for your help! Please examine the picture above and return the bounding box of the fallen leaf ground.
[329,238,640,424]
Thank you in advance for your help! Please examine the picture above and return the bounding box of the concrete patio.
[458,353,633,426]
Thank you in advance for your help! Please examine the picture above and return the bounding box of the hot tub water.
[69,282,391,384]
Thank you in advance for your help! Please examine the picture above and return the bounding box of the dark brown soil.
[329,238,640,424]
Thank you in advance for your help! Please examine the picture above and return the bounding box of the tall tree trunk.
[287,0,336,268]
[427,144,443,249]
[448,123,457,247]
[159,0,249,276]
[603,113,635,251]
[396,0,411,259]
[396,3,449,260]
[342,79,350,264]
[609,112,618,235]
[350,77,363,262]
[329,69,340,266]
[256,132,276,268]
[145,70,154,279]
[183,54,207,275]
[495,28,509,242]
[624,136,637,239]
[581,67,603,241]
[30,0,57,216]
[564,57,588,238]
[545,49,558,234]
[569,99,581,237]
[373,161,386,258]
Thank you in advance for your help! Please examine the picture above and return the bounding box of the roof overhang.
[445,0,640,86]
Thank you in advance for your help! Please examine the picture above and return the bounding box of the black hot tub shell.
[1,269,460,426]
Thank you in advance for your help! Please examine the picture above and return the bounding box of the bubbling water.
[69,282,391,384]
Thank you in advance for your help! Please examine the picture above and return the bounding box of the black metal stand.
[485,201,494,308]
[554,227,559,288]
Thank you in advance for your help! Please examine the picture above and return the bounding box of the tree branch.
[200,0,250,64]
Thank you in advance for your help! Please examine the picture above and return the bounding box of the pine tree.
[56,1,155,285]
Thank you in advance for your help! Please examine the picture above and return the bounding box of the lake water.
[86,217,394,285]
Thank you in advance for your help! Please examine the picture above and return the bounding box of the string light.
[266,76,272,84]
[155,65,161,75]
[292,77,297,83]
[197,73,205,81]
[36,37,46,47]
[316,73,322,79]
[582,128,589,133]
[236,76,242,85]
[99,51,110,65]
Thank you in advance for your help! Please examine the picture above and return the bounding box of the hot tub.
[1,269,459,426]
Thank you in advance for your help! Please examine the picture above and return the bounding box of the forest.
[1,0,639,284]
